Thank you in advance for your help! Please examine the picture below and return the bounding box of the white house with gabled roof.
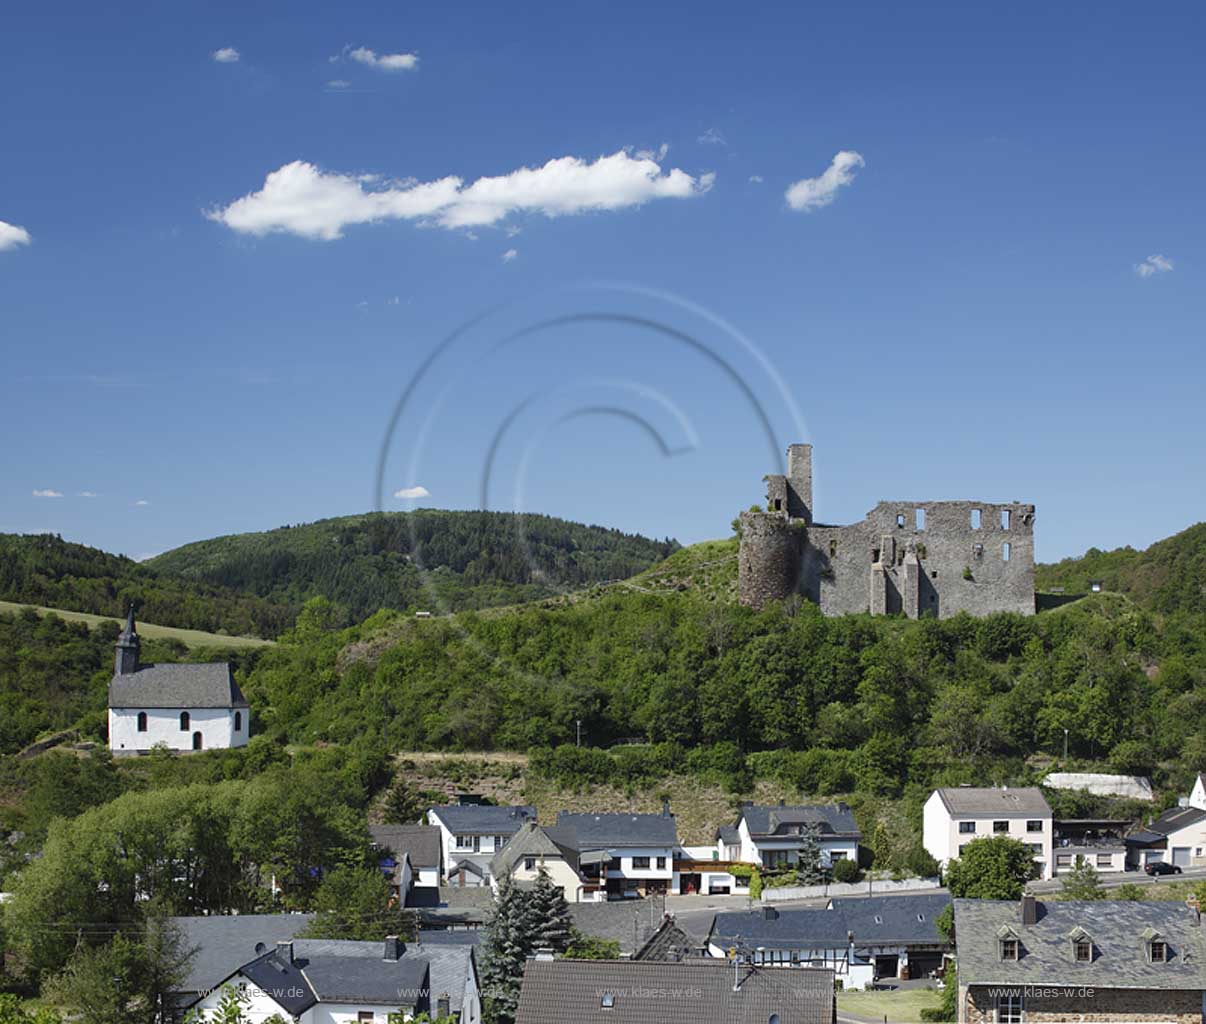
[923,786,1053,880]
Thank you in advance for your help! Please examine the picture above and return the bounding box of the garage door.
[1172,847,1191,868]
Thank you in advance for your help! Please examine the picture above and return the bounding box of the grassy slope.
[0,600,273,649]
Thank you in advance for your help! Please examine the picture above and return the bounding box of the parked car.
[1145,861,1182,876]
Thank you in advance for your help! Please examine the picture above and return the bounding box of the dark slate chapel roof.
[109,662,248,709]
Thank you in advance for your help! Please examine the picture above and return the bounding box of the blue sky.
[1,1,1202,562]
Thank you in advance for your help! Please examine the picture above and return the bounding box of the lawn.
[837,987,942,1022]
[0,600,274,649]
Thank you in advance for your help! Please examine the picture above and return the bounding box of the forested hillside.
[1036,522,1206,613]
[146,510,678,622]
[0,533,293,638]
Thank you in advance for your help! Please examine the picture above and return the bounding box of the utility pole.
[1063,728,1069,760]
[576,720,582,747]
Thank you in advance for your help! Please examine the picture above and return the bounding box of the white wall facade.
[1191,775,1206,811]
[427,812,514,886]
[109,706,247,754]
[922,791,1053,880]
[705,943,874,990]
[189,976,417,1023]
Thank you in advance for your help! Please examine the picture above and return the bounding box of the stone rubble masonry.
[738,444,1036,618]
[963,984,1202,1023]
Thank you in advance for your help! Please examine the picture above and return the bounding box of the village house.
[369,823,443,905]
[1126,804,1206,871]
[718,801,861,873]
[923,787,1054,880]
[707,894,951,990]
[170,916,481,1024]
[953,894,1206,1023]
[107,610,249,755]
[427,798,536,887]
[514,956,836,1024]
[489,820,609,902]
[1051,819,1130,875]
[554,805,678,899]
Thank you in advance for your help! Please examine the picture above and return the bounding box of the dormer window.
[997,924,1021,961]
[1000,938,1019,960]
[1142,927,1170,963]
[1074,938,1092,962]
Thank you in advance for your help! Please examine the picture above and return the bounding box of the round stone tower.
[738,511,803,609]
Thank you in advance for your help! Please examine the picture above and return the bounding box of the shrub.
[833,857,861,884]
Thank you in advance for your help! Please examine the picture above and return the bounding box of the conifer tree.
[480,875,539,1024]
[795,822,826,885]
[529,866,573,954]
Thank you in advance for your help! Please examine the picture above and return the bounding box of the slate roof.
[1147,805,1206,837]
[554,811,678,849]
[370,824,443,869]
[417,886,494,927]
[568,898,666,956]
[736,802,860,838]
[934,786,1051,817]
[109,662,248,709]
[710,894,951,951]
[515,958,835,1024]
[241,947,317,1015]
[492,821,582,877]
[633,916,705,961]
[418,929,483,946]
[168,913,314,995]
[293,939,474,1013]
[954,898,1206,990]
[717,824,740,845]
[429,803,535,833]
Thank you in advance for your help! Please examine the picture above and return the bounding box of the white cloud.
[327,79,351,89]
[501,248,518,262]
[78,491,97,498]
[1135,254,1174,278]
[32,489,63,498]
[212,47,240,63]
[0,220,32,251]
[209,151,714,241]
[749,175,764,184]
[636,143,669,162]
[697,127,727,146]
[394,485,430,499]
[785,151,865,212]
[346,46,418,71]
[133,499,150,507]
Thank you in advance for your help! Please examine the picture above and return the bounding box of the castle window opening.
[1002,542,1011,562]
[973,543,984,558]
[872,548,881,564]
[771,499,782,511]
[896,513,906,528]
[829,539,838,557]
[916,508,926,529]
[971,508,982,529]
[931,570,938,579]
[1001,509,1011,530]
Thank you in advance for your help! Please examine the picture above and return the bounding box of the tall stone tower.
[114,606,140,676]
[737,444,809,608]
[786,443,812,523]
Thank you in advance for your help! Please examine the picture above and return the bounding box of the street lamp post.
[1063,728,1069,760]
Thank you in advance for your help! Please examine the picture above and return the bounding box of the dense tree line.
[146,510,678,623]
[0,534,293,638]
[247,587,1206,800]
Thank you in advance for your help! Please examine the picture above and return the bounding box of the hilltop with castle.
[738,444,1036,618]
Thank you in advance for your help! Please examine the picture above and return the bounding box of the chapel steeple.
[114,605,140,676]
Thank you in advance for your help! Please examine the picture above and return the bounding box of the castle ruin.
[738,444,1035,617]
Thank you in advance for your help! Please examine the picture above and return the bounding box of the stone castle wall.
[738,445,1036,618]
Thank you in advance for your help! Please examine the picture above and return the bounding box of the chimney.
[437,994,451,1017]
[275,941,293,964]
[662,798,671,818]
[383,935,402,961]
[1021,893,1037,926]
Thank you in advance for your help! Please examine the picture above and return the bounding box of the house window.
[358,1014,374,1023]
[656,856,666,870]
[136,712,147,732]
[1026,820,1043,832]
[495,835,507,849]
[959,821,976,834]
[632,856,651,869]
[1056,854,1073,867]
[997,993,1022,1023]
[1096,854,1112,868]
[1073,938,1092,962]
[524,857,536,871]
[455,835,476,851]
[233,711,242,732]
[179,711,190,731]
[999,938,1019,961]
[993,821,1009,834]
